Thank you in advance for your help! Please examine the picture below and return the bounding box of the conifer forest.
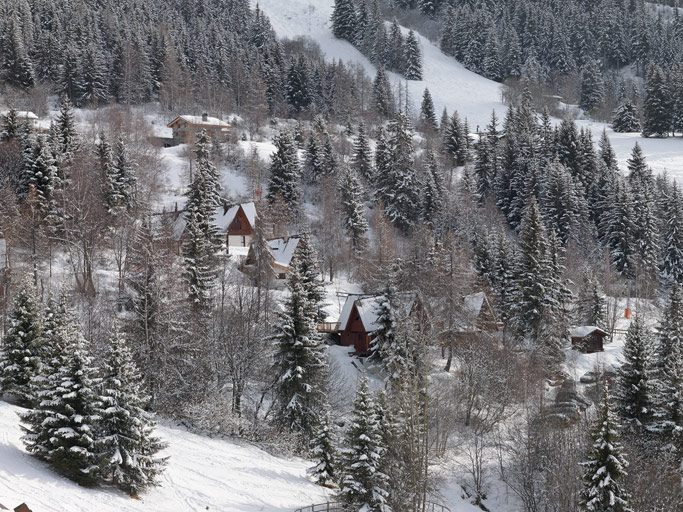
[0,0,683,511]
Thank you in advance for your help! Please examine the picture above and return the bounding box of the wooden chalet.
[437,291,502,348]
[170,201,257,253]
[167,113,230,145]
[335,291,426,355]
[243,235,302,280]
[570,326,608,353]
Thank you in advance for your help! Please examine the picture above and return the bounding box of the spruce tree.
[296,231,326,322]
[331,0,358,43]
[271,260,328,438]
[97,330,167,496]
[286,56,312,114]
[616,317,655,428]
[55,96,79,158]
[612,101,641,133]
[642,65,671,138]
[105,136,137,214]
[4,19,35,89]
[266,130,301,210]
[0,284,44,406]
[339,166,369,254]
[338,377,389,511]
[603,180,637,277]
[304,134,324,184]
[660,183,683,285]
[443,111,468,166]
[27,135,60,221]
[373,67,394,117]
[580,59,605,112]
[1,107,20,141]
[404,30,423,80]
[422,150,446,227]
[420,88,438,130]
[308,410,338,487]
[575,269,608,328]
[21,320,102,486]
[351,122,374,183]
[579,388,632,512]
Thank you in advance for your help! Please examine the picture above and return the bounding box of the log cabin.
[570,326,608,353]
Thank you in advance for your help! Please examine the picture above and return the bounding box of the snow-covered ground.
[0,401,329,512]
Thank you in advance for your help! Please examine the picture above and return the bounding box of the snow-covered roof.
[168,115,230,128]
[570,326,607,338]
[171,202,257,240]
[464,291,486,316]
[219,202,257,231]
[268,236,300,268]
[1,110,38,120]
[338,291,420,333]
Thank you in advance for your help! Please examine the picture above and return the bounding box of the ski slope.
[253,0,505,129]
[0,401,328,512]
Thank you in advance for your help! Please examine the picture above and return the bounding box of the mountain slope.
[0,401,328,512]
[253,0,505,129]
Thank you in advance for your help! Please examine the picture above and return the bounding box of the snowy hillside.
[253,0,505,129]
[0,401,329,512]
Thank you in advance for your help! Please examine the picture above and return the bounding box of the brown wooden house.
[336,291,426,355]
[436,291,502,349]
[167,113,230,145]
[570,326,608,353]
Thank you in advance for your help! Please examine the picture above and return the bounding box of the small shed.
[167,113,230,145]
[570,326,608,353]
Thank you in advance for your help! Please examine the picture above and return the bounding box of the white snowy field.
[0,401,329,512]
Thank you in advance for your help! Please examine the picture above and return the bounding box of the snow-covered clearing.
[0,401,329,512]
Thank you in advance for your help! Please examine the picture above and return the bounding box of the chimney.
[202,112,208,122]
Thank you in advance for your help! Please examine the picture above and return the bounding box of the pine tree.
[420,88,437,130]
[97,330,167,496]
[80,45,109,106]
[21,320,102,486]
[304,134,324,184]
[376,112,420,232]
[603,180,637,277]
[27,135,60,221]
[660,183,683,285]
[0,284,44,406]
[422,150,446,228]
[627,144,658,276]
[105,136,137,214]
[616,317,655,428]
[338,377,389,511]
[3,18,35,89]
[612,101,641,133]
[339,166,369,253]
[510,198,553,341]
[579,388,632,512]
[296,231,326,322]
[351,122,374,183]
[308,410,338,487]
[404,30,423,80]
[1,107,20,141]
[286,56,312,114]
[271,260,328,438]
[373,67,394,117]
[331,0,358,43]
[580,59,605,112]
[575,269,608,328]
[642,65,671,138]
[443,111,468,166]
[55,96,79,159]
[266,130,301,210]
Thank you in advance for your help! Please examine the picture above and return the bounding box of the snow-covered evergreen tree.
[575,269,607,328]
[308,410,338,487]
[97,330,167,496]
[55,96,79,159]
[104,135,136,214]
[373,67,394,117]
[404,30,423,80]
[420,88,437,130]
[21,319,102,486]
[351,122,374,183]
[580,59,605,112]
[266,130,301,211]
[338,377,389,512]
[660,183,683,285]
[339,166,369,254]
[296,231,326,322]
[642,65,671,138]
[1,107,20,141]
[612,101,641,133]
[443,111,468,166]
[422,150,446,228]
[376,112,420,232]
[0,284,43,406]
[331,0,358,43]
[616,317,655,428]
[271,260,328,439]
[579,388,632,512]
